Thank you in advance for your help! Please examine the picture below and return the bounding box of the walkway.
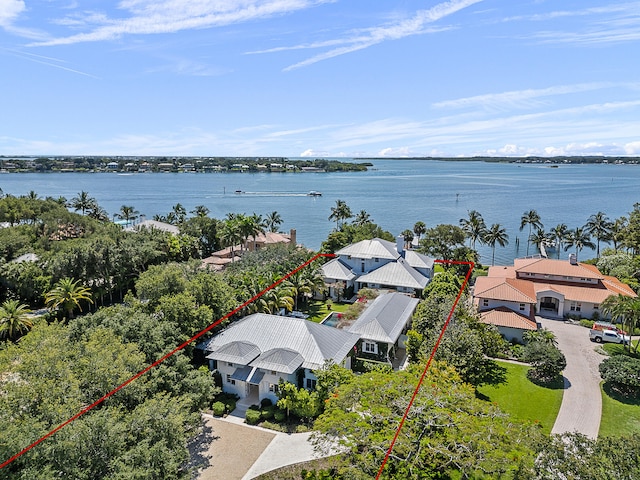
[194,412,334,480]
[537,316,604,439]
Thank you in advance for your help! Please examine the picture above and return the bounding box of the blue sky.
[1,0,639,157]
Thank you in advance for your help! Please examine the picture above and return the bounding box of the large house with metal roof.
[322,237,434,297]
[346,292,419,367]
[473,254,637,342]
[198,314,360,405]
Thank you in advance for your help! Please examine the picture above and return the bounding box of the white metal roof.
[358,258,429,290]
[335,238,400,260]
[347,293,419,344]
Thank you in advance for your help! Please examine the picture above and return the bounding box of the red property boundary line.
[375,259,474,480]
[1,253,336,470]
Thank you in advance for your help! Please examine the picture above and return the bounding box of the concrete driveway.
[537,317,605,439]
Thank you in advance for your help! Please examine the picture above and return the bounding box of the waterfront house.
[346,292,419,367]
[321,237,433,298]
[124,218,179,235]
[473,254,637,342]
[198,314,360,405]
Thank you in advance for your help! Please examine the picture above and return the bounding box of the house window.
[226,374,235,385]
[482,299,489,307]
[519,303,525,311]
[594,304,599,310]
[306,379,317,390]
[361,263,365,273]
[570,302,581,312]
[270,370,277,376]
[227,362,234,367]
[269,383,279,393]
[363,341,378,354]
[374,257,379,263]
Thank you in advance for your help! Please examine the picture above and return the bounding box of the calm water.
[2,160,639,265]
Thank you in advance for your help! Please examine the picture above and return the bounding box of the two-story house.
[197,314,360,406]
[473,254,637,342]
[322,237,434,297]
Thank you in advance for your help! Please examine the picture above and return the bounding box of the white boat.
[308,191,322,197]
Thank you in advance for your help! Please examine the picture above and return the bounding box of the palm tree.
[483,223,509,266]
[549,223,569,259]
[585,212,613,258]
[564,227,595,261]
[328,200,352,229]
[520,210,543,256]
[171,203,187,223]
[528,229,548,256]
[265,211,283,232]
[460,210,486,250]
[220,217,242,256]
[401,229,414,249]
[413,221,427,242]
[116,205,139,226]
[240,213,265,251]
[601,295,640,353]
[87,204,109,222]
[70,191,96,215]
[191,205,210,218]
[45,278,93,320]
[0,300,33,341]
[610,217,628,251]
[353,210,372,227]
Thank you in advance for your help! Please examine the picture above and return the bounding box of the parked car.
[592,321,628,335]
[589,328,630,344]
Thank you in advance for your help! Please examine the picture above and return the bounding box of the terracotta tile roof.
[487,266,517,278]
[473,277,537,303]
[602,276,638,297]
[514,257,603,280]
[532,282,619,304]
[480,307,537,331]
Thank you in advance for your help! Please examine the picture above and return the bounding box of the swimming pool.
[321,311,342,327]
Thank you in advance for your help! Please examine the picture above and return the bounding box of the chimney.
[289,228,297,246]
[569,253,577,265]
[396,235,404,255]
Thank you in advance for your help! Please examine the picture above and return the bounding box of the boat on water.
[308,191,322,197]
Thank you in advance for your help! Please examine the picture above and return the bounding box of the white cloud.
[624,141,640,155]
[281,0,483,70]
[30,0,333,46]
[300,148,330,157]
[377,147,416,157]
[433,82,619,110]
[0,0,24,27]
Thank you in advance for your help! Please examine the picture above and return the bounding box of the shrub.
[261,405,276,420]
[579,319,594,329]
[274,409,286,422]
[523,341,566,383]
[600,355,640,397]
[212,401,226,416]
[245,409,262,425]
[260,397,273,408]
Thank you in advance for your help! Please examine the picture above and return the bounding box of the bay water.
[2,160,639,266]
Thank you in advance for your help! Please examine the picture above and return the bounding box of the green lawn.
[600,383,640,437]
[305,300,350,323]
[477,361,564,435]
[602,342,640,358]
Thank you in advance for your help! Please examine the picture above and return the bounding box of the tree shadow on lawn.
[603,382,640,406]
[528,374,567,390]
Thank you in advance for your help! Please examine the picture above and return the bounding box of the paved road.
[537,317,604,439]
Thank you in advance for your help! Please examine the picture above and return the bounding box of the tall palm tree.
[520,210,543,256]
[328,200,352,229]
[265,211,283,232]
[549,223,569,259]
[459,210,486,250]
[564,227,595,261]
[45,278,93,320]
[240,213,265,251]
[585,212,613,257]
[220,217,242,256]
[528,229,548,256]
[483,223,509,266]
[601,295,640,353]
[610,217,628,251]
[191,205,210,218]
[353,210,372,227]
[116,205,139,226]
[172,203,187,223]
[413,221,427,242]
[0,300,33,341]
[401,229,414,249]
[70,191,96,216]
